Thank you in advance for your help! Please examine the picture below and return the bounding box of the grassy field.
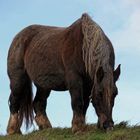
[0,122,140,140]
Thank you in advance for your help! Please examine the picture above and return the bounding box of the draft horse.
[7,13,121,134]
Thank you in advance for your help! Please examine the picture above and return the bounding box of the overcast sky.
[0,0,140,134]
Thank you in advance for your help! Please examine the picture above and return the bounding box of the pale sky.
[0,0,140,134]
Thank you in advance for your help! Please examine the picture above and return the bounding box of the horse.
[7,13,121,135]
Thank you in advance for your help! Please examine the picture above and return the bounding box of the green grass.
[0,123,140,140]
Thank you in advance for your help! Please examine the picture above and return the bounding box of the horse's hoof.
[35,114,52,130]
[106,127,114,133]
[7,127,22,135]
[7,113,22,135]
[72,125,84,134]
[39,124,52,130]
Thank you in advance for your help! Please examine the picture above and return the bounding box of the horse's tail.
[8,27,35,129]
[18,72,34,129]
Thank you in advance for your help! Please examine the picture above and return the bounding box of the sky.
[0,0,140,134]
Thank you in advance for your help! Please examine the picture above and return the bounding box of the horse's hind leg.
[7,69,33,135]
[33,86,52,130]
[7,78,24,135]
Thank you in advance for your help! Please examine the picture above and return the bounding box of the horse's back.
[8,24,66,66]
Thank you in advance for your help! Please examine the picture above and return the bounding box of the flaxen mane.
[81,13,115,107]
[81,13,113,79]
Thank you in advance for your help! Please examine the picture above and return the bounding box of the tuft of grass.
[0,123,140,140]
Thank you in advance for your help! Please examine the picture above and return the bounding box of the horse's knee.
[71,95,84,114]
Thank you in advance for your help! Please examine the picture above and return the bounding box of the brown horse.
[7,13,121,135]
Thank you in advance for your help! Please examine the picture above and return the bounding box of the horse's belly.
[32,73,67,91]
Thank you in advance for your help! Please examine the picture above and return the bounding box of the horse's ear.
[114,64,121,82]
[96,66,104,83]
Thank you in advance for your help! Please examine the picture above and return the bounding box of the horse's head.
[91,64,121,131]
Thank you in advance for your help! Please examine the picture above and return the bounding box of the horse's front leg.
[82,83,91,118]
[66,71,85,133]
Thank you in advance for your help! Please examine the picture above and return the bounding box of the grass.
[0,122,140,140]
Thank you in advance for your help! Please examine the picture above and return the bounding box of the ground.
[0,122,140,140]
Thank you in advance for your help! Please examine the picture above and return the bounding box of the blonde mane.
[81,13,111,79]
